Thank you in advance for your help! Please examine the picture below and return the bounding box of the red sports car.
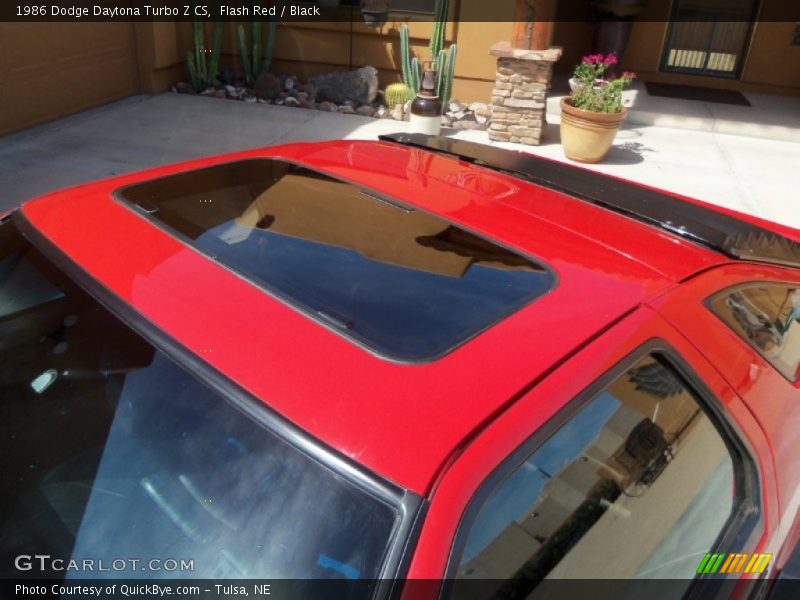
[2,134,800,598]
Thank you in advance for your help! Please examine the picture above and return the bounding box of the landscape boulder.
[309,66,379,106]
[254,73,282,101]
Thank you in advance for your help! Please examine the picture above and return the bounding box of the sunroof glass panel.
[118,159,554,361]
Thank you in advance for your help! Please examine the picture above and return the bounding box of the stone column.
[488,43,561,146]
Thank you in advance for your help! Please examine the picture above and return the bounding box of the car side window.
[709,284,800,382]
[450,353,756,598]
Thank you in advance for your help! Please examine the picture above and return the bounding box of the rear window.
[117,159,554,361]
[0,218,398,585]
[709,283,800,382]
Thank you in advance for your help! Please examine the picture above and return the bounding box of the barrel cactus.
[385,83,414,107]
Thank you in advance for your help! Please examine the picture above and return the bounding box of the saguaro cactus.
[398,0,456,114]
[440,44,457,109]
[187,21,223,92]
[429,0,449,58]
[238,19,278,86]
[400,25,420,95]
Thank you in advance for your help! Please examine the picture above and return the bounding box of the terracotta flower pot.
[560,97,628,164]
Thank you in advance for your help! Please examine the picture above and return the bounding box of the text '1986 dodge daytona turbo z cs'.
[2,134,800,600]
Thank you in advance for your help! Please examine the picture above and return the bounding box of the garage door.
[0,22,139,136]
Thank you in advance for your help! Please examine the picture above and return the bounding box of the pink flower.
[581,54,604,65]
[622,71,637,79]
[603,54,618,66]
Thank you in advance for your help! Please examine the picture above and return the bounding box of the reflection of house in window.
[456,357,734,595]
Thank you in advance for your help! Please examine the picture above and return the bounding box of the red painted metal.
[406,306,777,580]
[651,262,800,563]
[17,139,793,516]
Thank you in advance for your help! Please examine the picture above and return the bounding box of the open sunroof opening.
[117,159,554,361]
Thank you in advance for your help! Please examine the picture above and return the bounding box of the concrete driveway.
[1,92,799,230]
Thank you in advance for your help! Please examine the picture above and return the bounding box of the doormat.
[645,82,751,107]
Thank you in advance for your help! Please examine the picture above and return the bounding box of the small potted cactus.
[385,83,414,108]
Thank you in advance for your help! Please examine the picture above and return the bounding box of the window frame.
[706,281,800,384]
[11,211,425,593]
[442,339,762,597]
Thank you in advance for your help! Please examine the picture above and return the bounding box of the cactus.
[264,20,277,73]
[410,57,420,96]
[385,83,413,107]
[435,48,446,97]
[400,25,420,95]
[429,0,448,59]
[187,21,223,93]
[440,44,457,110]
[238,19,278,86]
[398,0,456,114]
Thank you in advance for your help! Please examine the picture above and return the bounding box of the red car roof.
[21,140,729,495]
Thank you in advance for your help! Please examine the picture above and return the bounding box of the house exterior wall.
[2,1,797,137]
[0,22,140,136]
[553,0,800,97]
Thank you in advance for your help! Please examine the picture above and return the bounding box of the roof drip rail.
[379,133,800,269]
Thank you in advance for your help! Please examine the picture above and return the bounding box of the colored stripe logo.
[697,553,772,575]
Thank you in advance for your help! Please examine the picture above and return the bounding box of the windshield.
[0,217,399,585]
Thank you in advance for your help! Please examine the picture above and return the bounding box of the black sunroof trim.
[380,133,800,269]
[111,156,558,364]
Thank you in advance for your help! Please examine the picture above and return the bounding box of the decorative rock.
[224,84,237,96]
[403,100,412,115]
[338,104,356,114]
[299,97,317,110]
[468,102,488,113]
[374,106,390,119]
[391,104,404,121]
[284,96,301,107]
[244,96,257,103]
[318,101,338,112]
[212,90,227,99]
[453,119,481,130]
[176,81,194,94]
[254,73,282,101]
[356,105,376,117]
[309,66,379,106]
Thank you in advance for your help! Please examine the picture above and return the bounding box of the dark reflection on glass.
[119,159,554,361]
[0,220,397,585]
[711,284,800,382]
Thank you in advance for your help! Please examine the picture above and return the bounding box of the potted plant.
[560,53,635,163]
